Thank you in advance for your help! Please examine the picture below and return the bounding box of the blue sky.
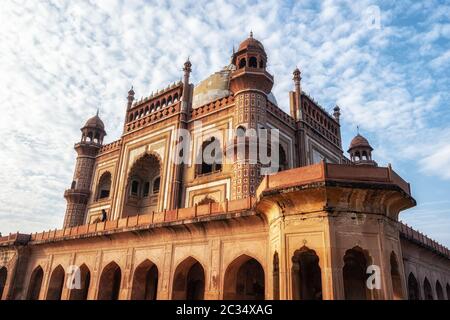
[0,0,449,246]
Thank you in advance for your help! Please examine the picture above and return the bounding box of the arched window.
[96,172,111,200]
[167,96,173,105]
[0,267,7,300]
[71,180,76,189]
[292,247,322,300]
[174,93,179,102]
[98,262,121,300]
[236,126,246,138]
[152,177,160,194]
[390,252,403,299]
[223,255,265,300]
[131,180,140,196]
[343,247,371,300]
[249,56,258,68]
[259,59,264,68]
[408,273,420,300]
[131,260,158,300]
[69,264,90,300]
[278,145,288,172]
[239,58,246,69]
[27,266,44,300]
[46,265,65,300]
[129,114,134,122]
[143,182,150,198]
[436,281,444,300]
[197,137,222,176]
[423,277,433,300]
[172,257,205,300]
[161,98,166,108]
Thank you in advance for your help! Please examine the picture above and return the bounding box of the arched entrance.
[131,260,158,300]
[390,252,403,299]
[291,247,322,300]
[172,257,205,300]
[123,153,161,217]
[436,280,444,300]
[98,262,121,300]
[343,247,371,300]
[46,265,65,300]
[223,255,265,300]
[27,266,44,300]
[69,264,91,300]
[423,277,433,300]
[0,267,7,299]
[407,273,420,300]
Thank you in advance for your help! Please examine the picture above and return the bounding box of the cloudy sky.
[0,0,449,245]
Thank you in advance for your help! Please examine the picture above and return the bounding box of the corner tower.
[228,33,274,199]
[63,112,106,228]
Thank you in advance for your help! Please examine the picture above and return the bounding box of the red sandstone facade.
[0,34,449,300]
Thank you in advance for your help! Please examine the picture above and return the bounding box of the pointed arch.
[123,152,162,217]
[131,259,159,300]
[46,265,65,300]
[407,272,420,300]
[96,171,112,200]
[0,267,7,300]
[172,257,205,300]
[292,246,322,300]
[436,280,444,300]
[27,266,44,300]
[423,277,433,300]
[196,137,222,176]
[343,246,371,300]
[98,262,121,300]
[390,252,404,299]
[223,254,265,300]
[249,56,258,68]
[68,264,91,300]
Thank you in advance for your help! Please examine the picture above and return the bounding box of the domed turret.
[348,133,377,166]
[230,32,273,95]
[80,111,106,145]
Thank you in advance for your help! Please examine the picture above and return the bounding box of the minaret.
[181,58,192,115]
[170,60,192,209]
[228,32,274,199]
[63,113,106,228]
[127,86,135,110]
[333,105,341,123]
[289,67,302,121]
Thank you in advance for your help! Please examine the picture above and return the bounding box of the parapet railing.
[399,222,450,259]
[0,232,31,246]
[0,198,255,245]
[257,162,412,198]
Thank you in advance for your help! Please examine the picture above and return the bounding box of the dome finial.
[250,30,253,38]
[96,108,99,117]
